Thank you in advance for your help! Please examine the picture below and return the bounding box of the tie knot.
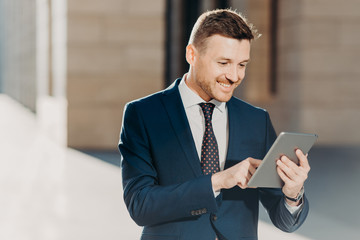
[199,103,215,122]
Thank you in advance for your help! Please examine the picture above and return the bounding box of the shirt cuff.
[284,198,304,217]
[213,189,220,198]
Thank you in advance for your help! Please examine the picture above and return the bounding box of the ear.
[185,44,197,66]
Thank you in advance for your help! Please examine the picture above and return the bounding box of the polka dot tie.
[199,103,220,175]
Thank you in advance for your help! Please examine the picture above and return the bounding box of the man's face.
[186,34,251,102]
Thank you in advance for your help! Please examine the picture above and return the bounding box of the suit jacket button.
[212,214,217,221]
[201,208,207,214]
[191,210,195,216]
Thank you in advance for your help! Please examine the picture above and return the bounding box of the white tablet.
[247,132,318,188]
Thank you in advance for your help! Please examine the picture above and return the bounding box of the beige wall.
[66,0,165,149]
[273,0,360,145]
[232,0,273,103]
[241,0,360,146]
[2,0,360,149]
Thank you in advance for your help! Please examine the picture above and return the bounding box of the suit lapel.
[161,79,202,176]
[226,98,248,163]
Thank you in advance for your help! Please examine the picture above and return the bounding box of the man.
[119,9,310,240]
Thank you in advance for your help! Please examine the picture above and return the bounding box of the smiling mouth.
[217,81,231,88]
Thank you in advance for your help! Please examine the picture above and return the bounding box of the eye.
[218,62,228,66]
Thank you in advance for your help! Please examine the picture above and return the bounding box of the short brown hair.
[188,9,259,52]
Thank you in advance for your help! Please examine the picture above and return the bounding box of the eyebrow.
[217,57,250,63]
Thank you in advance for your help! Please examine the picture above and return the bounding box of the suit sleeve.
[119,102,218,226]
[259,111,309,233]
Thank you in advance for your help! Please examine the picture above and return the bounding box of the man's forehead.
[203,35,251,58]
[205,34,250,44]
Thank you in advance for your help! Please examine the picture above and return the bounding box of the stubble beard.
[196,75,234,103]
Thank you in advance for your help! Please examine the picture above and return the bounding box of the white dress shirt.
[178,75,302,215]
[178,76,228,172]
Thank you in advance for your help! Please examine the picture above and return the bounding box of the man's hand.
[276,149,311,206]
[211,158,262,192]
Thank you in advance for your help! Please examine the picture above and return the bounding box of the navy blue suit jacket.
[119,79,309,240]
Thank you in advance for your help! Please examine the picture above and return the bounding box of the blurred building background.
[0,0,359,239]
[1,0,359,149]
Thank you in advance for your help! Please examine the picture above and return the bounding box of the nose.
[225,66,242,83]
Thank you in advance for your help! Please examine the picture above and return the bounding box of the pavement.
[0,94,359,240]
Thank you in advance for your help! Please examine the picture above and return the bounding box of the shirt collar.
[178,74,226,113]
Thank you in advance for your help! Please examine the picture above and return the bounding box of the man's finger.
[276,165,290,182]
[280,155,298,169]
[248,158,262,168]
[249,164,257,176]
[246,171,251,182]
[296,149,310,170]
[238,176,248,189]
[277,158,297,180]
